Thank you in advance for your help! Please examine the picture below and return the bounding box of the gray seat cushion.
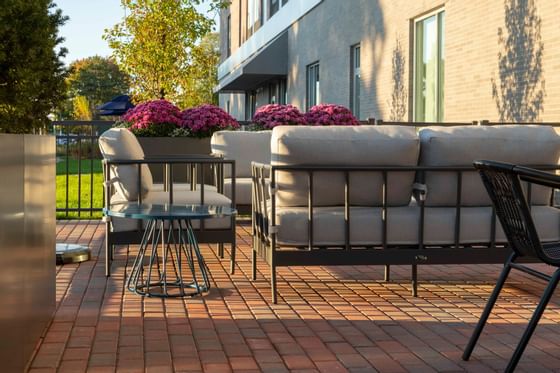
[271,126,420,208]
[419,125,560,206]
[269,205,560,247]
[224,178,251,205]
[111,190,232,232]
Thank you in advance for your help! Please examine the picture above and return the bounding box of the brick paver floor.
[27,220,560,372]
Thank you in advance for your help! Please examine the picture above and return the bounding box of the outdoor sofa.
[99,128,237,276]
[252,125,560,303]
[211,130,271,213]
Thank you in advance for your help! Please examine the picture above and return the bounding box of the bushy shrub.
[304,104,359,126]
[251,104,306,129]
[180,104,239,138]
[121,99,182,136]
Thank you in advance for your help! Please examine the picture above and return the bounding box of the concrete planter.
[0,134,56,372]
[137,137,212,183]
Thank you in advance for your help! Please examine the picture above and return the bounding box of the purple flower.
[304,104,359,126]
[252,104,306,129]
[121,99,183,130]
[180,104,239,138]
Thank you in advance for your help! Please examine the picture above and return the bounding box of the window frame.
[246,0,263,38]
[306,62,320,111]
[412,8,445,122]
[350,43,361,118]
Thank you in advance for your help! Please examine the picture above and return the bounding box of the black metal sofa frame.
[252,162,560,303]
[103,155,236,277]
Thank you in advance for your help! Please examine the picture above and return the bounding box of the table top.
[104,203,236,220]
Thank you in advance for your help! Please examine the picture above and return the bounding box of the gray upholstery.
[271,126,420,207]
[98,128,153,201]
[271,206,560,247]
[419,125,560,206]
[111,190,232,232]
[224,178,251,206]
[211,130,272,178]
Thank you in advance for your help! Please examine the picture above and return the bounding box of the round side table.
[104,203,236,298]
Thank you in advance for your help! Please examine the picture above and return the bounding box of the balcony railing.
[52,120,114,219]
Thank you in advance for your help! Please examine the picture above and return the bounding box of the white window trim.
[412,7,445,122]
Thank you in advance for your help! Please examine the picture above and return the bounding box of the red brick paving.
[27,220,560,372]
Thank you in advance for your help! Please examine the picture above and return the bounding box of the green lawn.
[56,158,104,219]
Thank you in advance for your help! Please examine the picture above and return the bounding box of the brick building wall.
[218,0,560,123]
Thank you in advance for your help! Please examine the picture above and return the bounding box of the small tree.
[0,0,68,133]
[104,0,227,105]
[180,32,220,107]
[492,0,545,122]
[66,56,130,116]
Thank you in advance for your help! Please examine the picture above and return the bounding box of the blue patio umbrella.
[96,95,135,116]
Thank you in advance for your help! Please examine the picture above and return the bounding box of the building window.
[350,44,361,118]
[247,0,263,37]
[246,91,257,120]
[279,78,287,105]
[282,0,289,5]
[269,0,279,17]
[226,15,231,57]
[306,62,320,110]
[414,9,445,122]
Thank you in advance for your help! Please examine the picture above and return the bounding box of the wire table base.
[126,218,210,297]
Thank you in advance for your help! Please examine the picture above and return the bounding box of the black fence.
[52,120,114,219]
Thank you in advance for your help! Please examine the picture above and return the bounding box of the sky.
[56,0,219,65]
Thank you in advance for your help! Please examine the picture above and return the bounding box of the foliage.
[181,104,239,138]
[492,0,545,122]
[104,0,228,105]
[121,99,183,136]
[252,104,305,129]
[389,37,407,121]
[180,32,220,107]
[72,96,93,120]
[304,104,359,126]
[0,0,68,133]
[64,56,130,118]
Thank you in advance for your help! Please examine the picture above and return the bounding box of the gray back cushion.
[271,126,420,207]
[211,130,272,178]
[419,125,560,206]
[99,128,153,201]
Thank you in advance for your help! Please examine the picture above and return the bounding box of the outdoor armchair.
[99,128,237,276]
[463,160,560,373]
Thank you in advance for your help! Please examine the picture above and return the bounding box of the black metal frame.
[103,156,236,277]
[252,162,560,303]
[52,120,114,218]
[462,160,560,372]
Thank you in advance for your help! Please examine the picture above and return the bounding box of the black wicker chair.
[463,160,560,372]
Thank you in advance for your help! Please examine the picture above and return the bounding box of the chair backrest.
[99,128,153,201]
[419,125,560,206]
[271,125,420,207]
[211,130,271,178]
[475,160,552,263]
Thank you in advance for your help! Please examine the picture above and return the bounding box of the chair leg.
[229,239,236,275]
[504,269,560,373]
[411,265,418,297]
[463,257,514,361]
[251,239,257,281]
[271,263,277,304]
[384,265,391,282]
[218,243,224,259]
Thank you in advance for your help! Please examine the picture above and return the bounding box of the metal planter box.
[0,134,56,372]
[137,137,212,183]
